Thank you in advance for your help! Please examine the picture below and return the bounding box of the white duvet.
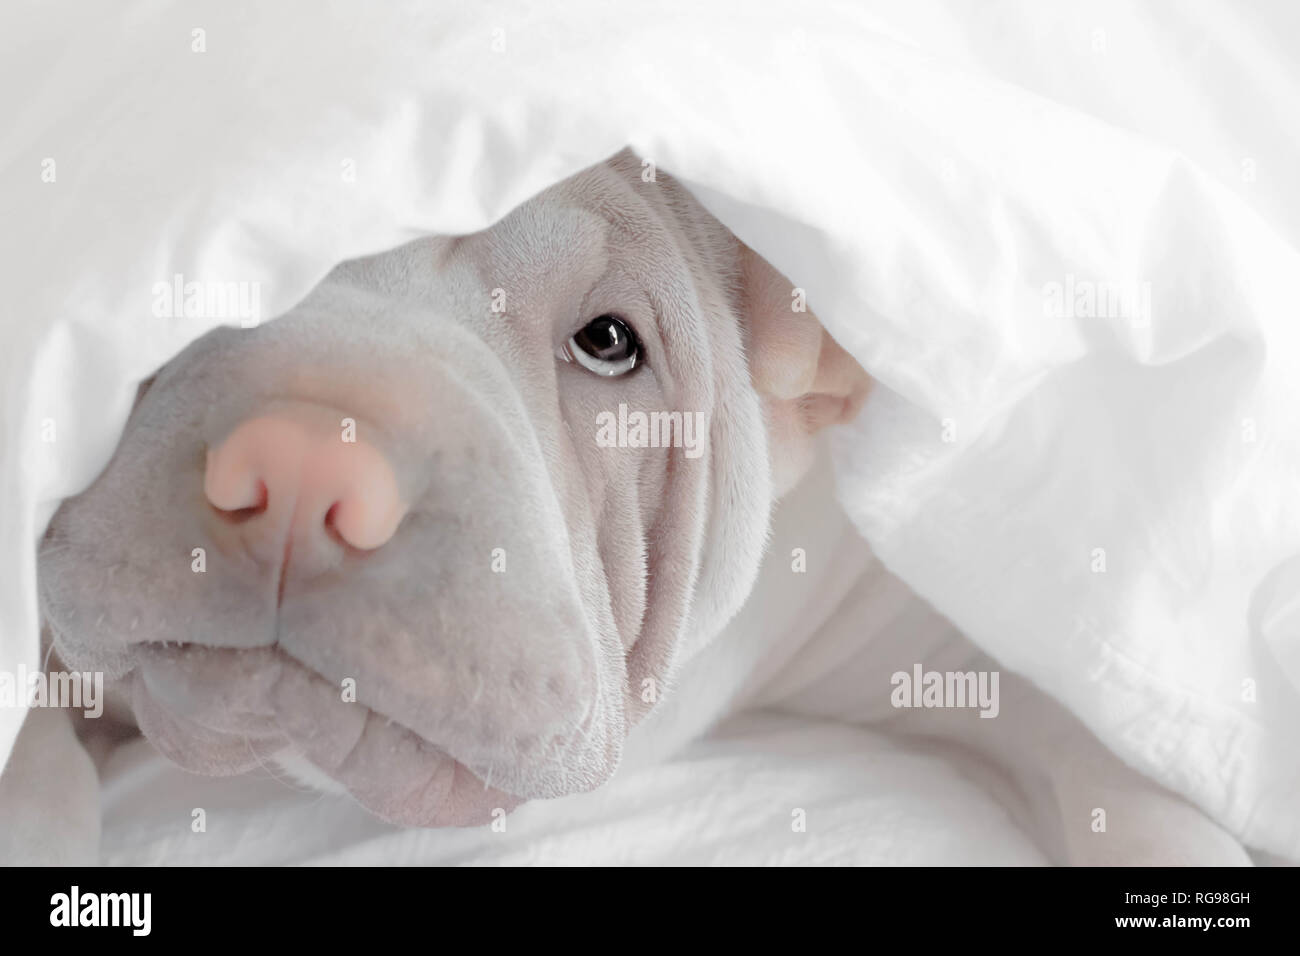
[4,0,1299,863]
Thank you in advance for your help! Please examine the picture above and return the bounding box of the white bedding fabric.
[99,713,1050,866]
[4,0,1300,862]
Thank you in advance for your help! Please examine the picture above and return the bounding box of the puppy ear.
[738,242,872,495]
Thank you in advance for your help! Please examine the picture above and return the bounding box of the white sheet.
[3,0,1299,861]
[98,711,1048,866]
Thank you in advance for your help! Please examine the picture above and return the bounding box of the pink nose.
[204,410,406,571]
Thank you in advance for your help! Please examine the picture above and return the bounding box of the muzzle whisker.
[239,736,323,796]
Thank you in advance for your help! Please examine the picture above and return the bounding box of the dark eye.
[564,314,641,377]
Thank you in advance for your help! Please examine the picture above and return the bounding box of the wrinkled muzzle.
[39,301,629,827]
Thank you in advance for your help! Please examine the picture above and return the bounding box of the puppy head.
[37,151,869,825]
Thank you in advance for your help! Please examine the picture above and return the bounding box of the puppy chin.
[272,743,524,828]
[272,749,349,796]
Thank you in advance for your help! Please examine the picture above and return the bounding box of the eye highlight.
[562,314,641,377]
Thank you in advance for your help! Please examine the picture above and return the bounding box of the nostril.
[204,440,272,514]
[320,499,393,554]
[209,479,269,524]
[322,501,349,547]
[328,486,407,551]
